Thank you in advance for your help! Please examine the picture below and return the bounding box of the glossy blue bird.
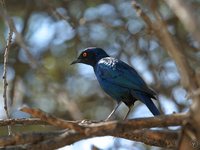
[71,47,160,120]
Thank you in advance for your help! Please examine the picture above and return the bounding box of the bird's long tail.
[132,91,160,116]
[143,97,160,116]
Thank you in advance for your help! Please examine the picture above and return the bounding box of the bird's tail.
[132,91,160,116]
[143,97,160,116]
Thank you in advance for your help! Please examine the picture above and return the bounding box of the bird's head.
[71,47,109,67]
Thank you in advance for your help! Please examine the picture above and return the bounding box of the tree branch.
[1,129,178,149]
[20,107,86,133]
[0,0,37,68]
[20,106,188,133]
[0,118,47,126]
[132,1,200,149]
[113,129,179,149]
[6,106,185,149]
[0,106,186,149]
[132,0,197,90]
[0,130,65,147]
[1,0,13,135]
[164,0,200,44]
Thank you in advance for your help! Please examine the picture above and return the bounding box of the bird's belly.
[98,79,129,101]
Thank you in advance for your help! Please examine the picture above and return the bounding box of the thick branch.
[35,130,179,149]
[164,0,200,44]
[17,107,186,148]
[113,129,179,149]
[20,107,188,134]
[0,118,47,126]
[132,1,197,90]
[0,107,185,149]
[20,107,85,133]
[85,113,187,135]
[9,129,178,149]
[0,130,65,147]
[132,1,200,149]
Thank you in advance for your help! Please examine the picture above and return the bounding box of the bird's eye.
[82,52,87,57]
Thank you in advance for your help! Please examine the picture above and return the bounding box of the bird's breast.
[94,70,129,101]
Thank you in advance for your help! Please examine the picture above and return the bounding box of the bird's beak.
[71,58,81,65]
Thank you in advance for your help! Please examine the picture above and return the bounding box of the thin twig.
[0,1,37,68]
[1,0,13,135]
[9,19,37,68]
[43,0,70,22]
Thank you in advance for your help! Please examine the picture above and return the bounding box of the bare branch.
[113,129,179,149]
[20,107,86,133]
[0,129,177,149]
[164,0,200,44]
[1,0,13,135]
[132,1,197,90]
[9,19,37,68]
[0,1,37,68]
[0,118,47,126]
[0,130,65,147]
[23,129,179,149]
[43,0,70,23]
[132,1,200,149]
[20,106,188,132]
[20,130,84,150]
[0,106,186,149]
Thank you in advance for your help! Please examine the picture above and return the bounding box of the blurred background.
[1,0,199,149]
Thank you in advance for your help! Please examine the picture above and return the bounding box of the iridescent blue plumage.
[71,47,160,120]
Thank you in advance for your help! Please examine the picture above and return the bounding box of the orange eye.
[82,52,87,57]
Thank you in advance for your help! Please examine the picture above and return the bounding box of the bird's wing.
[96,57,156,96]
